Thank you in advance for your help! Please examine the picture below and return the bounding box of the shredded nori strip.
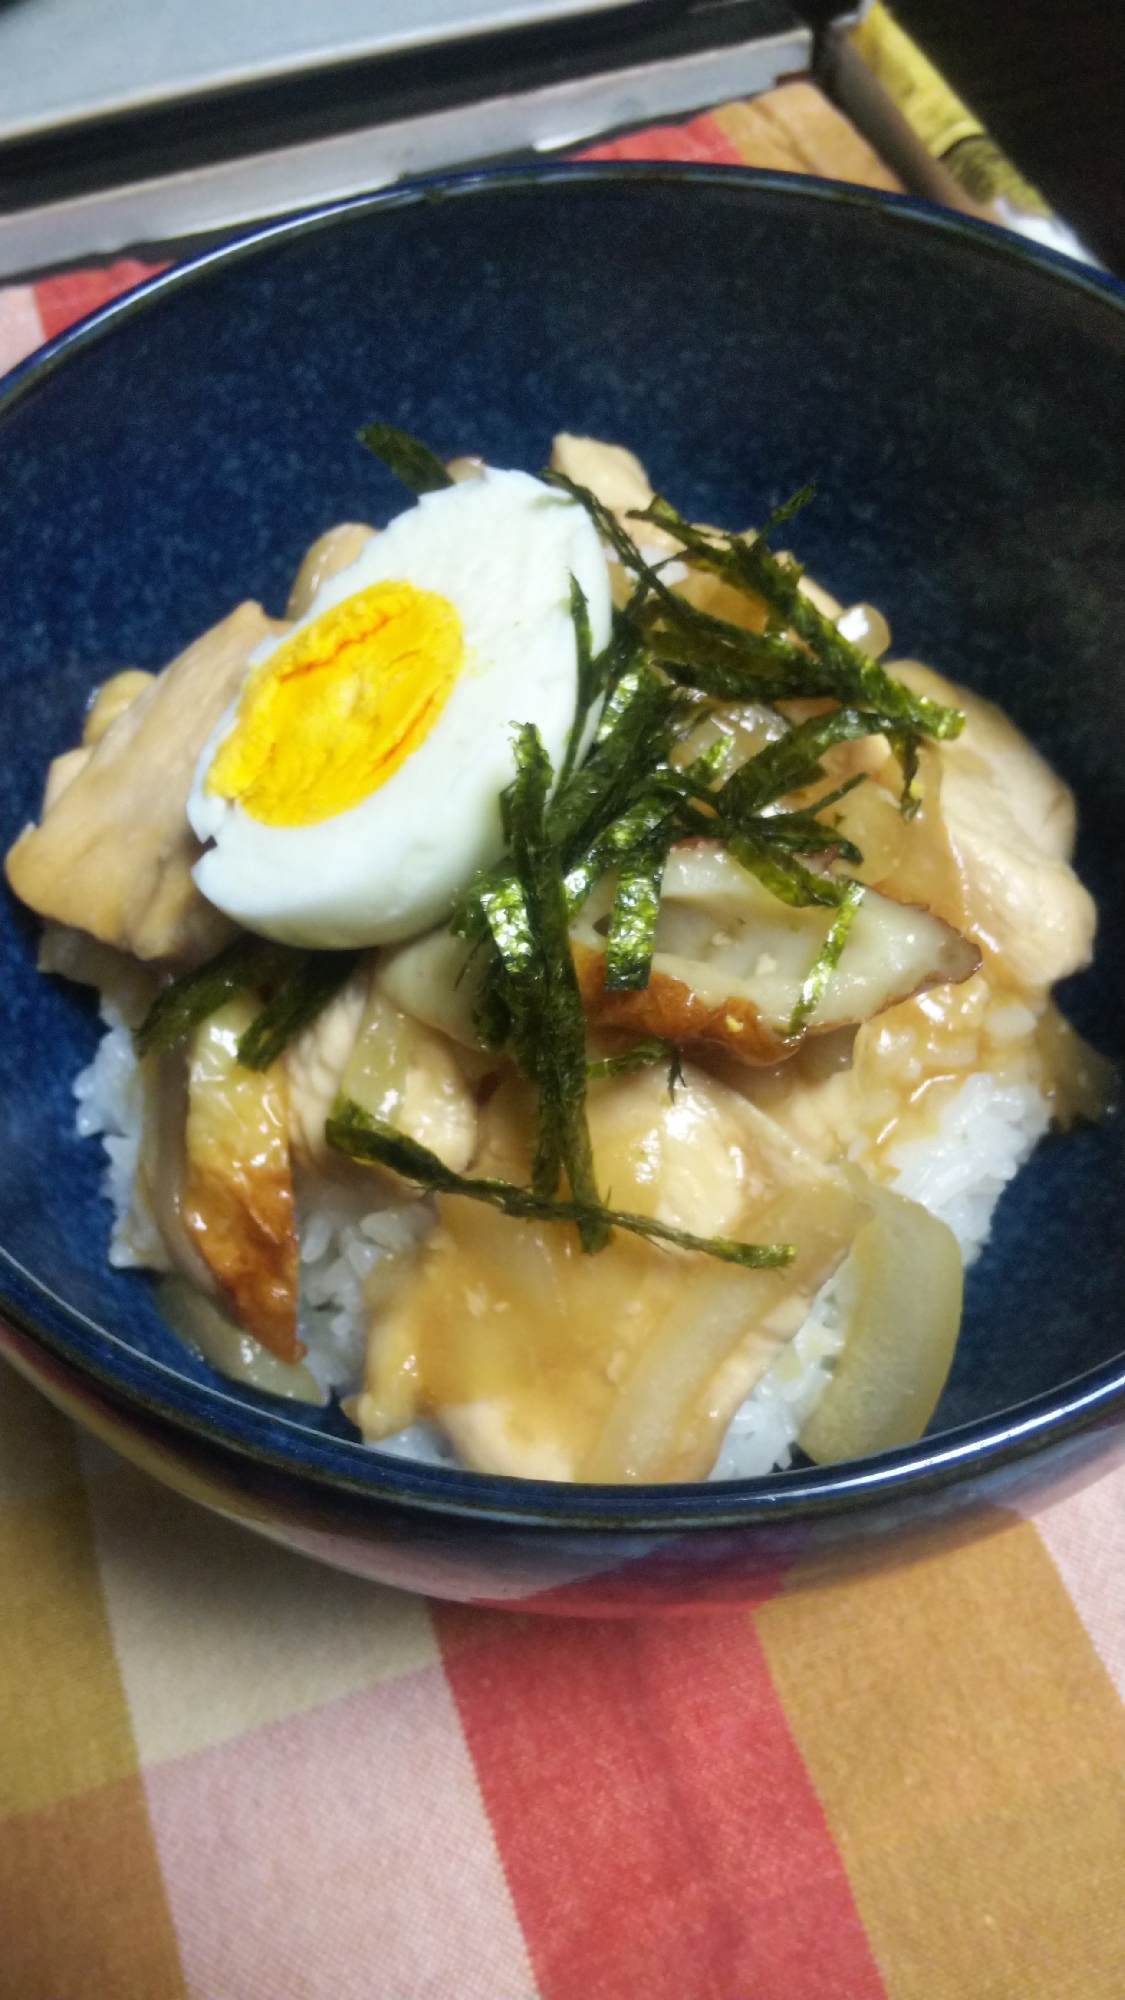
[135,936,359,1069]
[587,1037,685,1094]
[716,708,885,820]
[356,421,454,494]
[134,935,293,1058]
[563,791,675,917]
[480,724,608,1246]
[237,951,360,1070]
[786,880,866,1037]
[557,575,603,789]
[631,493,964,746]
[546,472,814,696]
[546,662,684,864]
[546,470,963,771]
[723,831,852,911]
[885,725,923,816]
[603,827,675,991]
[729,798,864,863]
[326,1100,793,1269]
[635,611,823,701]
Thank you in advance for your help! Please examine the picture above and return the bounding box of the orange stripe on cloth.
[34,258,167,342]
[0,1775,187,2000]
[577,108,744,165]
[576,84,901,194]
[754,1510,1125,2000]
[438,1605,885,2000]
[711,84,902,190]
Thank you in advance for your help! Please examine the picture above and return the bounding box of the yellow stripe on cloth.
[0,1353,85,1508]
[755,1511,1125,2000]
[0,1483,139,1817]
[0,1366,188,1998]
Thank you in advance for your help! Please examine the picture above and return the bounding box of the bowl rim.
[3,156,1124,1535]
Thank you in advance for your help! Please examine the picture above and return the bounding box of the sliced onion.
[798,1178,962,1464]
[342,986,478,1171]
[376,927,485,1049]
[579,1178,864,1483]
[156,1275,326,1406]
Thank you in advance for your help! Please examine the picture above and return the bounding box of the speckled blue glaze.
[2,165,1125,1609]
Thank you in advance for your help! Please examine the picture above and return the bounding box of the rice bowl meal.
[6,423,1109,1486]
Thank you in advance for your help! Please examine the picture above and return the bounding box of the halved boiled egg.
[188,468,612,947]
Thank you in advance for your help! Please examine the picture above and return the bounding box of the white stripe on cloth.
[0,284,45,376]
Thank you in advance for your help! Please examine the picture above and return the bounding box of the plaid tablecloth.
[3,85,1124,2000]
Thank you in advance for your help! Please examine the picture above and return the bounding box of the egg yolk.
[205,579,463,826]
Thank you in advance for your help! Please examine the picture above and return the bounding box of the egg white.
[188,468,613,948]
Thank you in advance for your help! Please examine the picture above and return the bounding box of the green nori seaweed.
[548,663,683,865]
[786,880,867,1037]
[603,829,674,992]
[356,422,454,493]
[587,1037,685,1094]
[134,935,293,1059]
[631,493,963,746]
[563,791,675,917]
[481,725,607,1247]
[557,575,604,789]
[135,937,358,1070]
[237,951,360,1070]
[326,1100,793,1269]
[717,708,885,819]
[722,831,853,910]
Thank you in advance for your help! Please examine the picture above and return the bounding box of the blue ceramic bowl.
[3,164,1124,1612]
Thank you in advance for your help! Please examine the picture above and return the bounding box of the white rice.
[295,1188,433,1399]
[74,1019,165,1270]
[74,1015,1049,1479]
[883,1070,1050,1267]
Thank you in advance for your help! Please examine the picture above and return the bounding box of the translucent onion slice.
[579,1177,863,1484]
[798,1178,963,1465]
[376,928,486,1050]
[341,986,477,1171]
[156,1274,325,1405]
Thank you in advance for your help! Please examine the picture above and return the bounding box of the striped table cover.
[3,85,1124,2000]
